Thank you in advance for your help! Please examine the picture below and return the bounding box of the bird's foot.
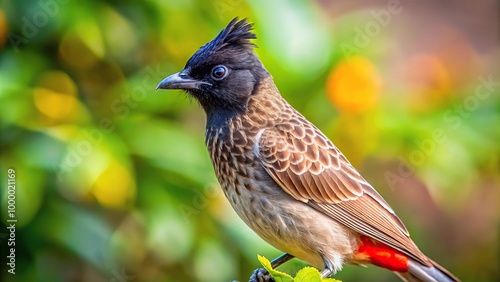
[248,267,275,282]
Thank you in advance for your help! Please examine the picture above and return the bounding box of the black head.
[157,18,269,117]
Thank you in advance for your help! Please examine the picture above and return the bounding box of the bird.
[156,17,459,282]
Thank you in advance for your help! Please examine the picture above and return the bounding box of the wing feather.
[256,120,430,266]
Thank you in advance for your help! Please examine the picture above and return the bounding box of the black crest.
[210,17,256,51]
[186,18,256,67]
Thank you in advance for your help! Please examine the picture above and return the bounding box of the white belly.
[225,184,359,272]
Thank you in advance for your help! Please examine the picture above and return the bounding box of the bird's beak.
[156,71,210,90]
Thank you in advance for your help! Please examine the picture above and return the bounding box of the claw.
[249,268,275,282]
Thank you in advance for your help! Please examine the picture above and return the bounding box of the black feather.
[211,17,256,51]
[186,18,256,69]
[177,18,268,119]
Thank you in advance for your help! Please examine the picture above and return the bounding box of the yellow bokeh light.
[34,88,78,119]
[326,56,382,113]
[91,159,135,208]
[75,19,105,59]
[33,71,78,121]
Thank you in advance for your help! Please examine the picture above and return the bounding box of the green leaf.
[295,267,322,282]
[257,255,294,282]
[257,255,341,282]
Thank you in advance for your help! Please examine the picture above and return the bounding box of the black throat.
[205,106,243,131]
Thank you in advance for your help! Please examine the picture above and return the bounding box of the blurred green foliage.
[0,0,499,281]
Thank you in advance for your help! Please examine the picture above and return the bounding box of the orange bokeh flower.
[326,56,382,113]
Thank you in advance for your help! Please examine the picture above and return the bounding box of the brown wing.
[256,117,430,266]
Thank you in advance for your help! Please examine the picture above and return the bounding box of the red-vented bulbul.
[157,18,459,282]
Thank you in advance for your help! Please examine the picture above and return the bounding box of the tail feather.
[396,259,460,282]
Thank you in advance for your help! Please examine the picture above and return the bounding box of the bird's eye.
[211,65,228,80]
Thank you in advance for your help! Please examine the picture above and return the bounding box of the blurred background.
[0,0,499,281]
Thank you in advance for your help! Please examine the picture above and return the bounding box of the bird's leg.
[319,256,335,278]
[248,253,294,282]
[271,253,294,268]
[319,268,333,278]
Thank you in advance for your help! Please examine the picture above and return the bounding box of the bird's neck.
[204,76,293,154]
[205,107,239,129]
[205,76,284,127]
